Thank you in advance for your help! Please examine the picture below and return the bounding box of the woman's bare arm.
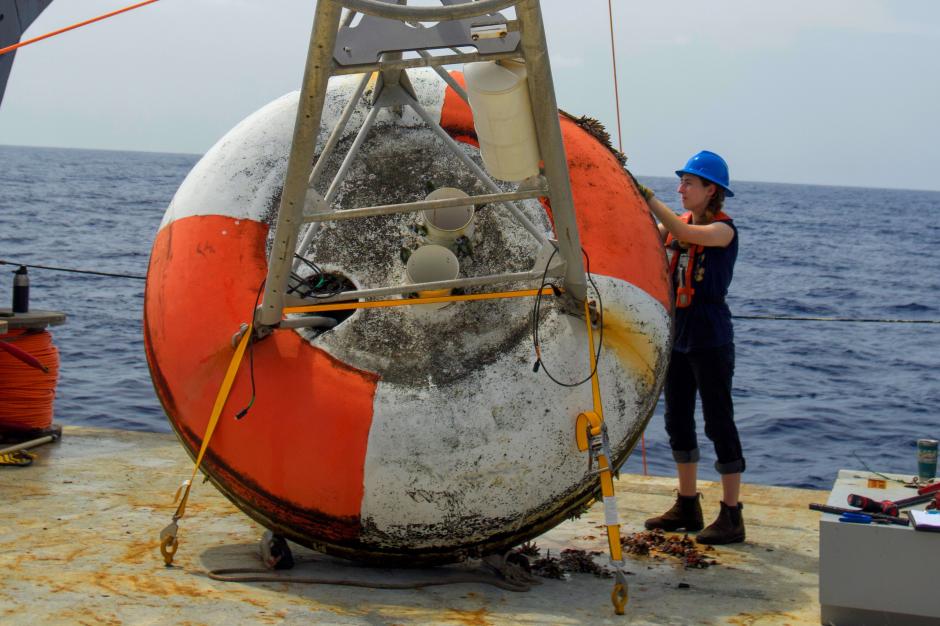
[647,196,734,248]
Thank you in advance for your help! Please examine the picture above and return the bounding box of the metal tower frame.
[256,0,588,329]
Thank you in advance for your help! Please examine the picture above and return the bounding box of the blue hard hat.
[675,150,734,197]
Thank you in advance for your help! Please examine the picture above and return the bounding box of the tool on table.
[809,503,909,526]
[847,482,940,517]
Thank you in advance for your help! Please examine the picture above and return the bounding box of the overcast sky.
[1,0,938,190]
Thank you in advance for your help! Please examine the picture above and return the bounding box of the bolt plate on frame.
[335,13,519,66]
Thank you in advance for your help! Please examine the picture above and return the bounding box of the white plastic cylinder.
[463,60,541,182]
[405,244,460,310]
[422,187,475,250]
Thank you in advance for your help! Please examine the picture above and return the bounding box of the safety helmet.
[675,150,734,197]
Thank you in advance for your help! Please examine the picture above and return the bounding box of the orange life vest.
[665,211,732,308]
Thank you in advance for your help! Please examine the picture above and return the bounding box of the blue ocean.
[1,144,938,490]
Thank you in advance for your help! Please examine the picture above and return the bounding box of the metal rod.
[323,103,381,207]
[417,50,469,102]
[309,72,372,190]
[303,188,547,223]
[0,435,56,456]
[284,268,549,306]
[423,51,469,102]
[333,50,519,76]
[286,287,554,314]
[516,0,587,302]
[259,2,344,327]
[294,71,373,267]
[339,0,517,21]
[295,93,381,259]
[404,92,549,245]
[277,316,339,330]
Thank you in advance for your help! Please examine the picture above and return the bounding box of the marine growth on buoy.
[144,68,671,564]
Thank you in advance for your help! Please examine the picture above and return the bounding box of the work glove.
[636,183,655,201]
[625,168,654,201]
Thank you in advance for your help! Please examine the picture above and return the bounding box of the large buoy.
[144,68,671,564]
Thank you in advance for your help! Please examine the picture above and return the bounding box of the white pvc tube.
[422,187,475,250]
[405,245,460,310]
[463,60,541,182]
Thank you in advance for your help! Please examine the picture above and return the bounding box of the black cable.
[3,259,936,325]
[235,279,265,420]
[288,254,349,300]
[732,314,940,324]
[0,259,146,280]
[531,246,604,388]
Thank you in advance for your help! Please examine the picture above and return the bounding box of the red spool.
[0,329,60,433]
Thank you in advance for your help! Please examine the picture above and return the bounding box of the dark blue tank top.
[671,219,738,353]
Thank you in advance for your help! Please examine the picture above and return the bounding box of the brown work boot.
[644,493,704,532]
[696,501,745,545]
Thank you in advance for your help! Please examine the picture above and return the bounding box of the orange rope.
[0,330,60,432]
[0,0,161,57]
[606,0,624,153]
[607,0,648,475]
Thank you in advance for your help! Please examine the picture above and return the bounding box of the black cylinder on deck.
[12,266,29,314]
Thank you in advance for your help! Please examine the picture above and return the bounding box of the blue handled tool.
[839,512,873,524]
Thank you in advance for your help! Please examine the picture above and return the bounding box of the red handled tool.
[847,482,940,517]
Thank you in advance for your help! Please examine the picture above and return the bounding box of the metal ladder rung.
[283,267,559,308]
[303,187,548,224]
[332,50,521,76]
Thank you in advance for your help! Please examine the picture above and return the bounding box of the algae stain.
[602,307,657,387]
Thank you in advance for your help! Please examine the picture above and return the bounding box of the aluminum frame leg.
[516,0,587,303]
[259,2,344,327]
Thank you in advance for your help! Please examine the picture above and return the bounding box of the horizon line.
[2,142,937,195]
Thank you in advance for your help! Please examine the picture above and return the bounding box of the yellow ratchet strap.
[160,288,554,565]
[160,323,253,566]
[574,298,628,615]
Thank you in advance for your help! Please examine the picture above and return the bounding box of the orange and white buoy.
[144,69,671,563]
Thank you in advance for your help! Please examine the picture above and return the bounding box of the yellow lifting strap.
[159,323,254,566]
[574,298,628,615]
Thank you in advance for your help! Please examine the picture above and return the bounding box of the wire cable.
[3,260,936,324]
[531,246,604,388]
[234,279,265,420]
[0,259,145,280]
[732,314,940,324]
[851,451,912,485]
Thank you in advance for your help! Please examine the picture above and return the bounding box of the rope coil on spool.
[0,329,60,433]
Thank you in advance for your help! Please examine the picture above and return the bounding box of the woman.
[636,150,745,545]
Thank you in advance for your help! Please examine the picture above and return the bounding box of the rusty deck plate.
[0,427,822,624]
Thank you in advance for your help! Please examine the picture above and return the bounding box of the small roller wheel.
[259,530,295,570]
